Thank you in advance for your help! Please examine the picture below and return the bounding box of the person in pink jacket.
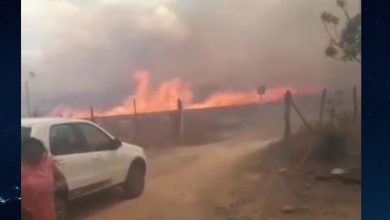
[21,138,65,220]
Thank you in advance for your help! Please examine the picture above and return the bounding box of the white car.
[21,118,147,217]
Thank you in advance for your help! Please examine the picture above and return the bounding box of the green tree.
[321,0,361,63]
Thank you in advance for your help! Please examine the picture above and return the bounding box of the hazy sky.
[21,0,361,115]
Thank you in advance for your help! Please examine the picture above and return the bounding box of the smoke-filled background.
[21,0,360,116]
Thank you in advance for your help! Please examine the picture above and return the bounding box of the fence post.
[284,90,292,140]
[319,89,327,126]
[133,99,138,143]
[353,86,358,121]
[90,106,95,122]
[176,98,183,141]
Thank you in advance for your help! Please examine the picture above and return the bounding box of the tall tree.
[321,0,361,63]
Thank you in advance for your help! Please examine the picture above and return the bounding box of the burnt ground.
[94,94,322,149]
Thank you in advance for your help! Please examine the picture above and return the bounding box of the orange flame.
[51,70,321,118]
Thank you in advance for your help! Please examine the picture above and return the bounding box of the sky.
[21,0,361,116]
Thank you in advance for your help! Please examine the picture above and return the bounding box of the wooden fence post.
[353,86,358,121]
[176,98,183,141]
[90,106,95,122]
[319,89,327,126]
[133,99,138,143]
[284,90,292,140]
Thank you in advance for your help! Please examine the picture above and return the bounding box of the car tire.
[55,195,68,220]
[123,162,145,199]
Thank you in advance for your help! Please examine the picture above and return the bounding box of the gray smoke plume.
[22,0,360,116]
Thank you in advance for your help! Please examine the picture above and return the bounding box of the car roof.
[21,117,88,127]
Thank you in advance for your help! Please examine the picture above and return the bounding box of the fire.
[51,70,321,118]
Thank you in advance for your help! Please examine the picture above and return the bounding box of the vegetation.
[321,0,361,63]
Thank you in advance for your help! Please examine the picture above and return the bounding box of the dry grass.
[222,117,362,220]
[94,103,291,149]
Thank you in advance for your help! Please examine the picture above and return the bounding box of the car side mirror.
[110,138,122,150]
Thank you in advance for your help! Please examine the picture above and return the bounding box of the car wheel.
[55,195,68,220]
[123,162,145,199]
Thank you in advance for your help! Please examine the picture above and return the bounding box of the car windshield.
[21,127,31,143]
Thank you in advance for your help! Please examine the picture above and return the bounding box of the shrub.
[313,123,347,161]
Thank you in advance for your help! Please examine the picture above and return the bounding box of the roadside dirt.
[236,133,361,220]
[71,130,360,220]
[72,135,272,220]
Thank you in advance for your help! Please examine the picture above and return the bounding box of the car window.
[50,124,87,155]
[21,127,31,143]
[75,123,113,151]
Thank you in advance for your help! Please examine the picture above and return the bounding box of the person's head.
[21,138,47,166]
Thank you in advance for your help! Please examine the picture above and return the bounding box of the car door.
[49,123,96,199]
[74,123,118,188]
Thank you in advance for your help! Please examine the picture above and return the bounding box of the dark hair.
[21,138,48,166]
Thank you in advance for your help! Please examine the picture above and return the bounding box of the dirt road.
[72,137,271,220]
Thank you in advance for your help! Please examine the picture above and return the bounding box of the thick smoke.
[21,0,360,116]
